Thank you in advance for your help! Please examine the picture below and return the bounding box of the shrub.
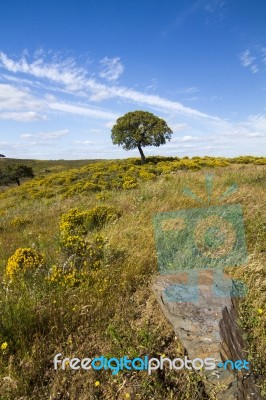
[47,265,82,287]
[138,170,156,181]
[59,205,118,274]
[96,191,111,200]
[6,247,44,279]
[60,205,120,239]
[85,205,120,230]
[10,216,30,228]
[60,208,88,237]
[255,158,266,165]
[173,160,201,171]
[122,178,138,189]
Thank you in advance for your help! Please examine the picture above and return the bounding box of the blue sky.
[0,0,265,159]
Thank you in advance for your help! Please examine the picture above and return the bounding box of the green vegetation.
[0,155,265,399]
[0,162,34,186]
[111,111,173,164]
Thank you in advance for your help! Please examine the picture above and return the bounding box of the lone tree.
[0,163,34,186]
[111,110,173,164]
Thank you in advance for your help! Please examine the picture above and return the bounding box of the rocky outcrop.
[152,270,262,400]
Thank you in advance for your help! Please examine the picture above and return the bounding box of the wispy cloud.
[0,83,46,121]
[180,86,200,94]
[0,83,42,111]
[48,102,118,120]
[261,47,266,64]
[0,111,45,121]
[204,0,227,16]
[239,49,258,73]
[0,51,221,121]
[239,49,255,67]
[20,129,69,140]
[162,0,228,37]
[0,51,87,91]
[99,57,124,82]
[169,122,188,132]
[0,50,265,159]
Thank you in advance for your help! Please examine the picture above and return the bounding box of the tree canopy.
[111,110,173,164]
[0,163,34,186]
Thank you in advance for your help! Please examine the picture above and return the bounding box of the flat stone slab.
[152,270,262,400]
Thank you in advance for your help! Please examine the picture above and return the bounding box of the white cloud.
[215,113,266,139]
[182,135,199,142]
[0,111,45,121]
[245,132,264,138]
[0,50,265,158]
[239,49,255,67]
[20,129,69,140]
[239,49,258,73]
[250,64,259,74]
[0,83,45,121]
[74,139,107,145]
[261,47,266,64]
[49,101,118,120]
[99,57,124,82]
[180,86,200,94]
[0,51,221,121]
[171,135,202,143]
[247,114,266,131]
[204,0,227,14]
[169,122,188,132]
[0,51,87,91]
[104,120,117,129]
[145,78,158,91]
[0,83,42,111]
[99,84,219,120]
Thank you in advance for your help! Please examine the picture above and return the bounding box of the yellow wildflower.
[1,342,8,350]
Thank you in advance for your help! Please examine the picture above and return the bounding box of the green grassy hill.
[0,156,265,399]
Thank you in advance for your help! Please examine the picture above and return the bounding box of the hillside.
[0,156,265,400]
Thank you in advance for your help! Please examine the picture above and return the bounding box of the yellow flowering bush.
[196,157,229,167]
[138,170,156,181]
[47,234,106,287]
[174,160,201,170]
[58,205,118,279]
[96,191,111,200]
[62,235,88,257]
[254,158,266,165]
[6,247,44,278]
[10,216,30,228]
[122,178,138,189]
[63,233,105,262]
[60,208,88,237]
[60,205,120,239]
[229,156,256,164]
[86,205,120,229]
[1,157,265,201]
[47,265,81,287]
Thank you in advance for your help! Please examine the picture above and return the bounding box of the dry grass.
[0,158,265,399]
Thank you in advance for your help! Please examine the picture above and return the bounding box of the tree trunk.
[137,144,146,164]
[15,178,20,186]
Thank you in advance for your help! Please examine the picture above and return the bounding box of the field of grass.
[0,156,265,399]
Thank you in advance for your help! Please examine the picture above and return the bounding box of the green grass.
[0,156,265,399]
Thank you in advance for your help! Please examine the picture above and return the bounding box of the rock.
[152,270,263,400]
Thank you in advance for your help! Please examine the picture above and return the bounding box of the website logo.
[153,174,247,301]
